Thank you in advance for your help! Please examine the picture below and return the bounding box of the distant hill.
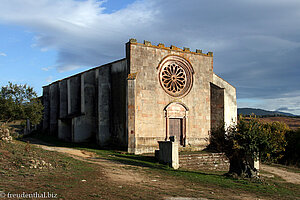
[238,108,298,117]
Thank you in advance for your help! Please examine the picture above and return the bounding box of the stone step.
[180,165,229,169]
[180,156,226,159]
[180,164,229,168]
[180,163,229,167]
[179,156,226,160]
[180,157,224,161]
[180,158,226,162]
[180,161,229,165]
[180,166,229,171]
[179,152,225,156]
[180,162,229,166]
[179,153,226,158]
[180,158,229,163]
[179,153,227,158]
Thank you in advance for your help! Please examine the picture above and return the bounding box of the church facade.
[42,39,237,154]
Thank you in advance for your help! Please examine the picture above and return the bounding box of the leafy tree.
[0,82,43,125]
[281,128,300,166]
[260,121,288,162]
[209,116,288,178]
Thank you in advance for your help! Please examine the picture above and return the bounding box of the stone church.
[42,39,237,154]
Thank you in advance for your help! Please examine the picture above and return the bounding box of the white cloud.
[41,66,54,71]
[0,52,7,57]
[46,76,53,83]
[0,0,157,72]
[40,48,48,52]
[0,0,300,113]
[57,64,82,73]
[238,91,300,115]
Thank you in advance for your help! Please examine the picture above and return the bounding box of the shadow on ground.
[18,132,222,177]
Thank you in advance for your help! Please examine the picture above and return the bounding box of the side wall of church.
[127,41,214,154]
[49,83,59,136]
[42,59,127,147]
[110,59,128,148]
[210,83,225,130]
[212,74,237,128]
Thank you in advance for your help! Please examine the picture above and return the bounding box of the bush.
[281,128,300,166]
[209,116,289,177]
[260,121,288,162]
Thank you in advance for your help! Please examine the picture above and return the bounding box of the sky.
[0,0,299,115]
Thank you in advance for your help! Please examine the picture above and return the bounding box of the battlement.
[128,38,213,57]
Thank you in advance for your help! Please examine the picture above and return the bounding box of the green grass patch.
[0,140,94,197]
[25,133,300,199]
[77,146,300,199]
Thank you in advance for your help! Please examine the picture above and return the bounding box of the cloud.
[238,91,300,115]
[0,0,158,70]
[0,52,7,57]
[276,107,292,112]
[0,0,300,114]
[41,66,54,71]
[46,76,53,83]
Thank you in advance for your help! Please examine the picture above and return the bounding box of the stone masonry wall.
[42,59,127,147]
[212,74,237,128]
[110,59,128,148]
[127,40,214,154]
[179,152,229,171]
[210,83,224,130]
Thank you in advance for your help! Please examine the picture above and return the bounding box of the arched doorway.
[164,102,188,146]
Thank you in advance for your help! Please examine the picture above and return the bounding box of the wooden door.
[169,118,184,145]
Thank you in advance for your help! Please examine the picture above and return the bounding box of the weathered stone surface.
[157,140,179,169]
[212,74,237,128]
[42,39,237,156]
[179,152,230,171]
[210,83,224,129]
[128,41,214,153]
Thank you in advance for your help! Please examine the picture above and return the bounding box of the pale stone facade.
[42,39,237,154]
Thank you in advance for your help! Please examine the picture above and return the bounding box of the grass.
[8,133,300,199]
[0,140,96,199]
[81,147,300,199]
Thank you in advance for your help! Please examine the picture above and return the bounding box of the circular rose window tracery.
[161,63,186,93]
[158,56,194,98]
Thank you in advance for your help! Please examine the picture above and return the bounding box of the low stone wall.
[179,152,229,171]
[157,137,230,171]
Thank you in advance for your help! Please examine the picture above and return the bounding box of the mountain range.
[237,108,298,117]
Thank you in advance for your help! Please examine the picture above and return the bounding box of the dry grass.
[1,139,300,199]
[259,117,300,130]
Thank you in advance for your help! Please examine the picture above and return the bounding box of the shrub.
[281,128,300,166]
[209,116,288,178]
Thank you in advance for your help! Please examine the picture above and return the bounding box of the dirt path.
[261,164,300,184]
[31,143,267,200]
[34,144,191,187]
[36,145,95,158]
[37,144,300,185]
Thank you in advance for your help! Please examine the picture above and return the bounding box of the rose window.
[158,56,194,98]
[161,64,186,94]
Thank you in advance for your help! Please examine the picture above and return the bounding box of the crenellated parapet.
[128,38,213,57]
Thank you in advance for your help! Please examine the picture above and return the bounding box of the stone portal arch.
[164,102,188,146]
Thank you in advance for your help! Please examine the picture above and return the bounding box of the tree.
[209,116,288,178]
[0,82,43,125]
[281,128,300,166]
